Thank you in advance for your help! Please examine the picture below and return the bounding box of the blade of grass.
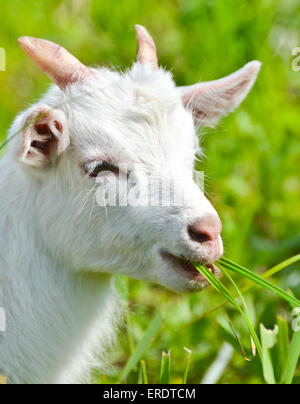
[141,360,148,384]
[137,362,143,384]
[138,360,148,384]
[262,254,300,279]
[219,257,300,308]
[185,254,300,327]
[283,309,300,385]
[183,348,192,384]
[218,315,251,360]
[277,314,290,383]
[223,313,255,361]
[195,265,263,360]
[195,265,237,305]
[260,324,278,384]
[117,312,163,383]
[283,330,300,384]
[220,266,254,330]
[219,264,261,358]
[160,351,171,384]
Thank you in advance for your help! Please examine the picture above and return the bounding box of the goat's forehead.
[61,66,196,164]
[67,66,181,120]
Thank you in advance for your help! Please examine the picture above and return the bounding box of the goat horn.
[18,36,92,90]
[135,25,158,70]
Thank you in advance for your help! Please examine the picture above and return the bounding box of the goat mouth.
[161,251,216,283]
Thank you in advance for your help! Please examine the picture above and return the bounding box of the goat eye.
[84,161,119,178]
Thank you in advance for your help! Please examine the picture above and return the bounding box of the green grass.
[183,348,192,385]
[115,256,300,384]
[283,329,300,384]
[160,351,171,384]
[1,0,300,385]
[196,256,300,384]
[117,312,163,383]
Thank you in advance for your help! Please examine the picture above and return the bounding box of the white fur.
[0,58,259,383]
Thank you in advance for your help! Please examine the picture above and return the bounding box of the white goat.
[0,25,260,384]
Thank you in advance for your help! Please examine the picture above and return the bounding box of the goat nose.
[188,215,222,244]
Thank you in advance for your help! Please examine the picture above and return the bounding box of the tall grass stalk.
[117,312,163,383]
[160,351,171,384]
[283,330,300,384]
[183,348,192,384]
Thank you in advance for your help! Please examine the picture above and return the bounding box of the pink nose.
[188,215,222,244]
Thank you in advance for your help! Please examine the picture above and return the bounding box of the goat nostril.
[188,215,222,244]
[188,226,212,243]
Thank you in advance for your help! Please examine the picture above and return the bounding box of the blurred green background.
[1,0,300,384]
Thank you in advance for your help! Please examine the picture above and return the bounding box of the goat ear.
[18,105,70,167]
[179,61,261,127]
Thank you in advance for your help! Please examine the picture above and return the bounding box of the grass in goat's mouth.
[161,252,216,281]
[194,257,300,365]
[195,257,300,309]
